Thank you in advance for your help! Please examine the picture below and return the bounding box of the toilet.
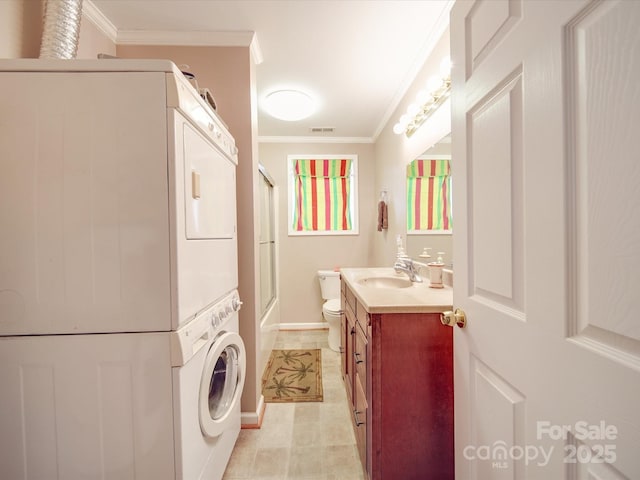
[317,270,342,352]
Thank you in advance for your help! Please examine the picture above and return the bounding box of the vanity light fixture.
[393,57,452,137]
[263,89,316,121]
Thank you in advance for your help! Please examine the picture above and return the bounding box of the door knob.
[440,308,466,328]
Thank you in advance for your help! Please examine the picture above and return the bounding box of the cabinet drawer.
[345,298,356,327]
[357,299,368,326]
[345,285,357,315]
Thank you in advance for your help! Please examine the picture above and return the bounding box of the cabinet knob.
[441,308,466,328]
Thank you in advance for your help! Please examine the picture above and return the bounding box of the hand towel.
[382,201,388,230]
[377,200,388,231]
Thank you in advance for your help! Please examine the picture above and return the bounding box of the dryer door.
[199,331,246,438]
[182,121,236,240]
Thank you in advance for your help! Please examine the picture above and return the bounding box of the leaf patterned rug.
[262,349,323,402]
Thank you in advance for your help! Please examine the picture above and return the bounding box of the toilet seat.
[323,298,342,314]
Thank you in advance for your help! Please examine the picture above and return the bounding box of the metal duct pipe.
[39,0,84,59]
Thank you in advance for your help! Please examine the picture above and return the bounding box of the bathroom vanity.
[340,268,454,480]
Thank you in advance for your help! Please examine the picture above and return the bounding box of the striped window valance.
[292,158,353,231]
[407,159,452,231]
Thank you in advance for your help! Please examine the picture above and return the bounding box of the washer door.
[199,331,246,438]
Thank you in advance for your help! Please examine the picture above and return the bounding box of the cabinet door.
[354,373,368,470]
[354,320,369,473]
[340,310,348,380]
[354,321,368,396]
[343,303,356,403]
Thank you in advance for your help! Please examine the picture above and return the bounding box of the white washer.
[172,290,246,480]
[0,291,245,480]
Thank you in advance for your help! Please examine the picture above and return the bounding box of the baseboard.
[279,322,328,330]
[259,298,280,331]
[241,395,265,429]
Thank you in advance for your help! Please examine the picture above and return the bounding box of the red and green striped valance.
[407,159,452,231]
[292,158,352,231]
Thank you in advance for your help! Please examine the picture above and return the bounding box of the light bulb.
[407,103,420,116]
[393,123,404,135]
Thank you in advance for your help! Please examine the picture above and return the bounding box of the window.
[287,155,358,236]
[406,157,452,234]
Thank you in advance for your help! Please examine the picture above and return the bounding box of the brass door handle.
[441,308,466,328]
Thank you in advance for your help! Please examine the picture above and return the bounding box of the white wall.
[372,27,453,267]
[0,0,115,59]
[259,142,376,327]
[257,28,453,328]
[76,12,116,58]
[0,0,42,58]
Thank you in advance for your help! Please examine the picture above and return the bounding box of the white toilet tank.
[317,270,341,300]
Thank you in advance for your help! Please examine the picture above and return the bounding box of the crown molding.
[371,0,454,141]
[83,0,118,42]
[250,34,264,65]
[82,3,263,61]
[115,29,256,47]
[258,136,374,144]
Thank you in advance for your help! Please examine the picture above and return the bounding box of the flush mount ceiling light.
[263,89,316,121]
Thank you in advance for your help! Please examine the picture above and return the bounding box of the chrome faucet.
[393,256,426,283]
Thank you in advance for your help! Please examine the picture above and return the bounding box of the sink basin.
[357,276,413,289]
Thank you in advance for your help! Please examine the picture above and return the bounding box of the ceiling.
[90,0,452,141]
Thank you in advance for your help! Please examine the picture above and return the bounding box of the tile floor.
[222,329,366,480]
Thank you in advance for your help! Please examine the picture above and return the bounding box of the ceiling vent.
[309,127,335,133]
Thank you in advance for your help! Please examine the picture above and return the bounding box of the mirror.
[406,133,453,265]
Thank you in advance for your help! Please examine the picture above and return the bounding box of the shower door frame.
[258,164,277,317]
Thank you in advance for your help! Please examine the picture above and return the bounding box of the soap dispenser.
[427,251,445,289]
[395,234,408,260]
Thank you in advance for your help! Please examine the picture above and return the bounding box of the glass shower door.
[258,165,276,316]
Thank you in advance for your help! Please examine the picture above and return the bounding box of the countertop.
[340,267,453,314]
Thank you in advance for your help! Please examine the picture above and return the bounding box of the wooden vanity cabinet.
[341,278,454,480]
[341,278,368,467]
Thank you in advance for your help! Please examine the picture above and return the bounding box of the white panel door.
[0,71,172,335]
[451,1,640,478]
[0,333,175,479]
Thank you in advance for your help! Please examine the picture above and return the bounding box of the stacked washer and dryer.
[0,59,245,480]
